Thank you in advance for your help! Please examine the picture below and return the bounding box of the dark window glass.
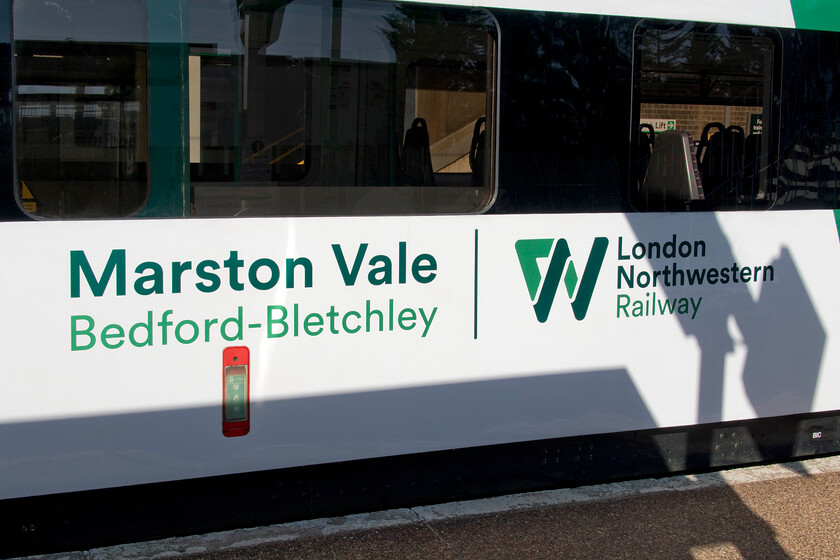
[13,0,149,218]
[188,0,497,216]
[632,22,781,211]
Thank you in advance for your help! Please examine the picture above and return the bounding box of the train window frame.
[12,0,151,219]
[188,0,498,218]
[630,20,782,212]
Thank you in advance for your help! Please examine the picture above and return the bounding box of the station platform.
[19,455,840,560]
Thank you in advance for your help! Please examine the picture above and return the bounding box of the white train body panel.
[2,209,839,499]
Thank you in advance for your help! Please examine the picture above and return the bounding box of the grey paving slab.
[175,523,456,560]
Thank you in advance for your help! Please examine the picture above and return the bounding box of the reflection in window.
[14,0,149,218]
[189,0,496,217]
[632,22,780,211]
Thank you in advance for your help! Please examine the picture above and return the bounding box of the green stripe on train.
[834,209,840,244]
[790,0,840,32]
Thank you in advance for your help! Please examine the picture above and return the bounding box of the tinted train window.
[631,22,781,211]
[13,0,149,218]
[188,0,496,216]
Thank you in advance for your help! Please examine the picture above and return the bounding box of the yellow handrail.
[245,127,304,162]
[269,144,305,165]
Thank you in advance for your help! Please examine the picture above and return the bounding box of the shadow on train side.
[3,363,840,557]
[2,369,655,500]
[625,212,829,472]
[0,368,654,556]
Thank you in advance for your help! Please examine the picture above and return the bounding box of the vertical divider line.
[474,228,479,339]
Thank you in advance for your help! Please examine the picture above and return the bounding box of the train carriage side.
[2,0,840,557]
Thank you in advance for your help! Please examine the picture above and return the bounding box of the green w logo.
[515,237,609,322]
